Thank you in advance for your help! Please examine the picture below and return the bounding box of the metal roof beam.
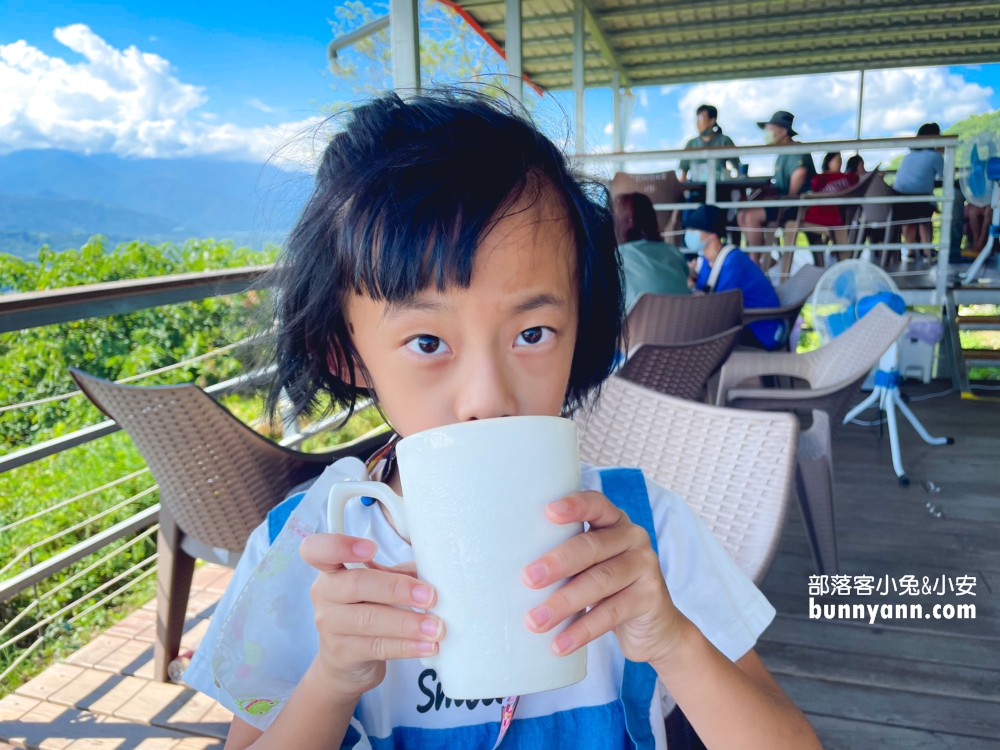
[605,21,1000,61]
[580,0,630,85]
[531,46,1000,88]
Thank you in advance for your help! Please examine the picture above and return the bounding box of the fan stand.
[842,344,954,486]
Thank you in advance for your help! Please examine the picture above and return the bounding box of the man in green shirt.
[678,104,741,183]
[737,110,817,269]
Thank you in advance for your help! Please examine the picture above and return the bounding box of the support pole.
[855,70,865,141]
[612,70,622,173]
[391,0,420,94]
[937,142,956,306]
[572,0,585,155]
[504,0,522,102]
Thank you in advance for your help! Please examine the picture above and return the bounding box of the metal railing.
[576,135,959,306]
[0,265,359,685]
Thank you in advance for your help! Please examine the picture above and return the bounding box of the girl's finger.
[301,533,377,572]
[545,491,627,530]
[319,602,444,642]
[332,634,440,662]
[366,559,419,577]
[547,586,643,656]
[524,548,649,633]
[522,521,645,589]
[314,566,437,609]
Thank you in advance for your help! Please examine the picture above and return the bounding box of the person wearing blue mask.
[684,205,786,350]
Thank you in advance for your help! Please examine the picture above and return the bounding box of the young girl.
[184,89,821,750]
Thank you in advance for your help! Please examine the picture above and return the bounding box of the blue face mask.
[684,229,706,253]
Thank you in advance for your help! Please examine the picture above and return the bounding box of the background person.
[737,111,817,270]
[803,152,860,261]
[613,192,691,309]
[845,154,866,175]
[686,205,786,350]
[678,104,741,184]
[894,122,945,262]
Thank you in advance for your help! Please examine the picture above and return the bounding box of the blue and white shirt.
[185,460,775,749]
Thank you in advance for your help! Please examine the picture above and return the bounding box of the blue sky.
[2,0,999,167]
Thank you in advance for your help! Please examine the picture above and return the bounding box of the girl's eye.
[516,327,553,346]
[405,335,451,355]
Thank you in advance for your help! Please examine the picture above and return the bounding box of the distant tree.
[324,0,510,111]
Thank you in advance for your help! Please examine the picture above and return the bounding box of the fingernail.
[553,633,574,655]
[420,618,442,637]
[412,584,433,604]
[527,606,551,628]
[352,540,376,557]
[548,499,569,514]
[523,563,547,585]
[416,641,437,653]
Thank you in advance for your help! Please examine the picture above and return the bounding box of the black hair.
[916,122,941,137]
[821,152,841,172]
[845,154,864,174]
[265,89,624,425]
[696,104,718,121]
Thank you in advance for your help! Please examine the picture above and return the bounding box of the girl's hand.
[300,533,445,701]
[521,491,687,666]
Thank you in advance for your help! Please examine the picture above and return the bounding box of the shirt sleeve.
[182,519,272,699]
[645,477,776,662]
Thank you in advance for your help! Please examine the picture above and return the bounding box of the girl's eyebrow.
[383,298,451,319]
[510,293,564,315]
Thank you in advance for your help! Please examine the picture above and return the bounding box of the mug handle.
[327,481,410,543]
[326,481,438,668]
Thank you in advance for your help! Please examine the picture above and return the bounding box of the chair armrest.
[742,306,796,325]
[715,350,817,405]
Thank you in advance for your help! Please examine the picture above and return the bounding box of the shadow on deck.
[2,382,997,749]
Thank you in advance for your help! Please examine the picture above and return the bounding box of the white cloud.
[677,67,993,147]
[0,25,320,163]
[629,117,647,135]
[659,85,677,96]
[246,97,274,113]
[603,121,613,135]
[637,90,648,108]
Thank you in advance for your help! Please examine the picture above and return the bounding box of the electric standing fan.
[959,132,1000,283]
[811,260,953,485]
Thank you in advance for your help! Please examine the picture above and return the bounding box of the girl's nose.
[452,349,518,422]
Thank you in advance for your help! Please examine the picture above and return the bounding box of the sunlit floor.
[0,565,232,749]
[2,382,998,749]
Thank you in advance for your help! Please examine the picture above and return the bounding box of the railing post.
[153,505,195,683]
[706,160,717,206]
[937,143,956,307]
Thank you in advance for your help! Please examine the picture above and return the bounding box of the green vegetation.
[0,237,384,695]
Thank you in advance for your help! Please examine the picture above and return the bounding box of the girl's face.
[828,155,842,173]
[345,187,580,438]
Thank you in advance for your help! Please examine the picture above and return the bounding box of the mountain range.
[0,150,313,258]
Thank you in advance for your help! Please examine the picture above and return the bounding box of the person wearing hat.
[737,111,817,269]
[685,205,786,350]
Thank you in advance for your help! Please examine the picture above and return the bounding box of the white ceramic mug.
[327,415,587,699]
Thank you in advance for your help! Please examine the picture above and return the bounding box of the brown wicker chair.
[625,289,743,347]
[611,171,685,239]
[70,369,390,682]
[575,376,798,584]
[618,325,743,401]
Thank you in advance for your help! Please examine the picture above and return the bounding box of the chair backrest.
[858,171,894,224]
[618,325,742,401]
[70,369,385,552]
[775,264,826,308]
[611,172,684,233]
[805,303,910,389]
[575,377,798,583]
[626,289,743,350]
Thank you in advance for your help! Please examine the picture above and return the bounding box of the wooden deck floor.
[757,383,1000,748]
[1,382,997,749]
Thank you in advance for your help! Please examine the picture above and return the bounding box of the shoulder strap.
[599,468,658,750]
[705,244,736,293]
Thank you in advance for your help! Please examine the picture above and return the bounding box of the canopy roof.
[454,0,1000,90]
